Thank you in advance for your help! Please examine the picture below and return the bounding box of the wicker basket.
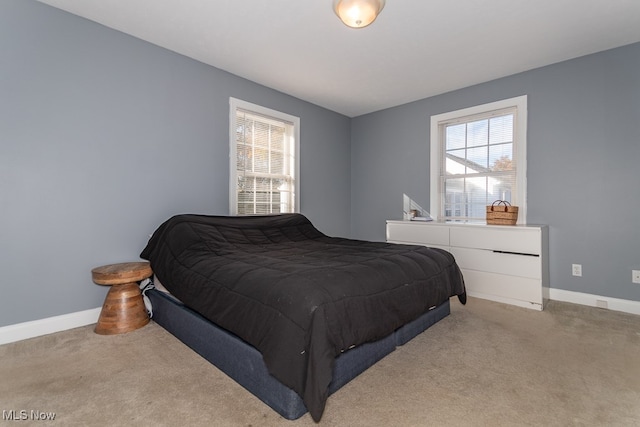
[486,200,518,225]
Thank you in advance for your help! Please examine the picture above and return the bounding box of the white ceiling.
[37,0,640,117]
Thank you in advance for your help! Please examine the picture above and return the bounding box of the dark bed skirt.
[147,289,451,420]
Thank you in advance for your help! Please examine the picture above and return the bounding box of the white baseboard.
[2,289,638,346]
[0,307,101,346]
[549,288,640,316]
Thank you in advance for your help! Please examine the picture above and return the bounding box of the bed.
[140,213,466,422]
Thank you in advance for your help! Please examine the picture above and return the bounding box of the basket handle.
[490,200,511,211]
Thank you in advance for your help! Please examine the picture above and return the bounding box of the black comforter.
[140,213,465,421]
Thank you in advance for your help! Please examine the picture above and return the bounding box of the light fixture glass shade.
[333,0,386,28]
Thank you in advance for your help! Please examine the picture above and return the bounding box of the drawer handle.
[492,250,539,257]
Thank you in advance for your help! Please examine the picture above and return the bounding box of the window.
[430,96,527,223]
[229,98,300,215]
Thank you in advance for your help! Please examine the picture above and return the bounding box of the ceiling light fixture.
[333,0,386,28]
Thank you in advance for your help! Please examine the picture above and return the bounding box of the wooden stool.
[92,262,153,335]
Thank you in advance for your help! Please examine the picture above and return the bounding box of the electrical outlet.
[572,264,582,277]
[633,270,640,284]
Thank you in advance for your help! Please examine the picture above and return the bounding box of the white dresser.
[386,220,549,310]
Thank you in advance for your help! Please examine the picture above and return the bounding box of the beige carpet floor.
[1,297,639,426]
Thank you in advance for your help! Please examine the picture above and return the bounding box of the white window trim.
[229,97,301,215]
[429,95,527,224]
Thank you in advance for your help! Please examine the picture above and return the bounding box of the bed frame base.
[147,289,450,420]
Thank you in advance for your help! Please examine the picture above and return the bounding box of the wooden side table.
[92,261,153,335]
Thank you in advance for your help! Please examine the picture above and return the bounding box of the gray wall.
[0,0,351,327]
[350,42,640,302]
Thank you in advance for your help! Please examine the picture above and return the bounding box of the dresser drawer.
[386,222,449,246]
[461,269,543,309]
[450,247,541,280]
[450,226,540,255]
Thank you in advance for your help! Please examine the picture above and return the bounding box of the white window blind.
[430,96,527,223]
[229,98,299,215]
